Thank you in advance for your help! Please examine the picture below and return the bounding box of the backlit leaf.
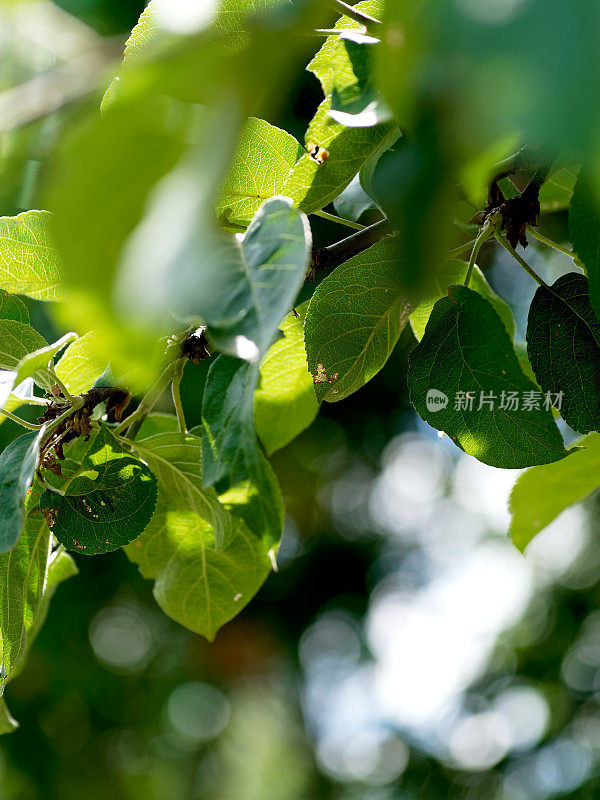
[0,211,62,301]
[305,237,411,403]
[408,285,567,468]
[509,433,600,551]
[527,273,600,434]
[255,302,319,454]
[40,426,157,555]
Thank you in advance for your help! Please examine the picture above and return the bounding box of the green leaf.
[1,508,77,717]
[215,117,303,228]
[569,172,600,319]
[0,291,28,324]
[0,431,42,553]
[130,432,234,548]
[0,483,77,734]
[255,302,319,454]
[205,196,311,359]
[54,332,108,395]
[281,98,396,215]
[408,285,567,468]
[0,320,46,371]
[409,260,515,341]
[125,496,273,641]
[527,272,600,434]
[136,413,179,439]
[333,174,375,222]
[539,162,580,213]
[307,0,384,96]
[0,211,62,301]
[305,237,411,403]
[509,433,600,551]
[119,193,311,364]
[39,426,157,555]
[202,356,284,547]
[0,372,36,430]
[12,332,77,391]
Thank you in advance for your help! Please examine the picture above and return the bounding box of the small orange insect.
[307,141,329,165]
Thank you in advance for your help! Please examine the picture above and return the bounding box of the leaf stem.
[526,226,580,261]
[115,361,179,439]
[172,362,186,434]
[332,0,381,27]
[313,209,366,230]
[494,230,550,289]
[0,408,42,430]
[449,238,478,259]
[43,370,76,404]
[463,221,495,286]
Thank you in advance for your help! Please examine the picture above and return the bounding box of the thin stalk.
[449,238,478,259]
[44,370,76,404]
[114,361,178,438]
[526,226,578,260]
[463,222,495,286]
[494,231,550,289]
[333,0,381,26]
[313,209,366,230]
[172,362,186,434]
[0,408,42,430]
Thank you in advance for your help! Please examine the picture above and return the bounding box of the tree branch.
[311,218,391,275]
[332,0,382,27]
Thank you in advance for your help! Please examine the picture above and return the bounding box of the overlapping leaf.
[54,332,108,395]
[527,273,600,434]
[0,483,77,733]
[509,433,600,551]
[255,302,319,454]
[202,356,284,547]
[570,173,600,320]
[409,260,515,341]
[0,211,62,302]
[305,237,411,403]
[216,117,303,228]
[0,320,46,371]
[12,332,76,391]
[130,432,234,548]
[0,291,28,324]
[40,426,157,555]
[125,496,272,642]
[408,285,567,468]
[0,431,42,553]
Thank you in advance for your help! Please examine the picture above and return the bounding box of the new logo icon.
[426,389,448,412]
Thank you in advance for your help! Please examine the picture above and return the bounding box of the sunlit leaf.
[255,302,319,454]
[54,332,108,395]
[509,433,600,551]
[216,117,303,228]
[12,332,77,391]
[0,211,62,301]
[305,237,411,403]
[0,319,46,371]
[130,432,234,548]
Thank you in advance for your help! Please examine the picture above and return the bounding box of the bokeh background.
[1,2,600,799]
